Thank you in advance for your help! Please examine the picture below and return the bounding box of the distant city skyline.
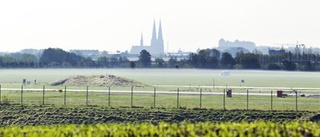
[1,0,320,53]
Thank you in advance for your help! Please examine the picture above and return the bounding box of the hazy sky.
[1,0,320,52]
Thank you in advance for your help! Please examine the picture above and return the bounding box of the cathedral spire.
[140,33,143,46]
[151,19,157,40]
[158,20,163,40]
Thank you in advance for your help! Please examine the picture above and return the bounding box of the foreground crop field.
[0,105,318,126]
[0,121,319,137]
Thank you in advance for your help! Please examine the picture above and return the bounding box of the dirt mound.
[51,74,146,87]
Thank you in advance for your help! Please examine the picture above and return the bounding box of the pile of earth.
[51,74,146,87]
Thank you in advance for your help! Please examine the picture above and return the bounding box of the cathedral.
[130,20,164,57]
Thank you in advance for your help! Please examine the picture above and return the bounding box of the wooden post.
[223,89,226,110]
[246,89,249,110]
[86,86,89,106]
[108,86,111,107]
[131,86,133,108]
[21,85,23,105]
[153,87,156,108]
[0,85,1,104]
[200,89,202,108]
[42,85,45,105]
[177,88,180,109]
[64,86,66,105]
[295,90,298,111]
[271,90,273,111]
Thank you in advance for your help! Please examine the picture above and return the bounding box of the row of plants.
[0,105,318,126]
[0,121,319,137]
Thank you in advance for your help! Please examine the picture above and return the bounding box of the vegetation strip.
[0,121,320,137]
[0,105,318,126]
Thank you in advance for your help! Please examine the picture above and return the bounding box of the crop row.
[0,121,320,137]
[0,105,318,126]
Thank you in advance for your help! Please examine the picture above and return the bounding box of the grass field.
[1,88,319,111]
[1,69,320,111]
[1,68,320,88]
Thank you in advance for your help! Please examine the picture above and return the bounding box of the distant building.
[224,47,250,57]
[268,48,285,56]
[69,49,100,58]
[218,38,256,52]
[130,20,164,57]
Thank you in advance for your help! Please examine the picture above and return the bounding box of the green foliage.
[138,50,151,68]
[0,121,319,137]
[220,52,235,69]
[267,63,281,70]
[0,105,316,126]
[235,52,260,69]
[190,48,220,68]
[129,61,136,69]
[0,53,38,68]
[39,48,96,68]
[154,58,166,68]
[282,60,296,71]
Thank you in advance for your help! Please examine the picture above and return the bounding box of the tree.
[155,58,166,68]
[188,53,199,68]
[168,57,178,68]
[235,52,260,69]
[197,49,220,68]
[220,52,235,69]
[282,60,296,71]
[97,57,109,67]
[138,50,151,68]
[39,48,96,67]
[129,61,136,69]
[303,61,314,71]
[266,63,281,70]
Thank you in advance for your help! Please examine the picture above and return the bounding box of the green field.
[1,69,320,111]
[1,68,320,88]
[1,90,320,111]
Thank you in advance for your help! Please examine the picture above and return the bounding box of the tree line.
[1,47,320,71]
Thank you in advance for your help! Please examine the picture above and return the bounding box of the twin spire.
[140,20,163,46]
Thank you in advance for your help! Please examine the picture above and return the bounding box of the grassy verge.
[1,89,320,111]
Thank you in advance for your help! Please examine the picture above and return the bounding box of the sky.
[0,0,320,53]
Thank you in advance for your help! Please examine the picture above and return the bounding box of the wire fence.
[0,85,319,111]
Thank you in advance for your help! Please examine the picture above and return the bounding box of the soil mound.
[51,74,146,87]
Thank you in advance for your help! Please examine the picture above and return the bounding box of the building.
[130,20,164,57]
[268,48,285,56]
[217,38,256,52]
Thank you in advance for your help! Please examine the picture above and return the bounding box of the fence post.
[42,85,45,105]
[21,85,23,105]
[200,89,202,108]
[295,90,298,111]
[246,89,249,110]
[131,86,133,108]
[0,85,1,104]
[271,90,273,111]
[64,86,66,105]
[108,86,111,107]
[153,87,156,108]
[223,89,226,110]
[177,88,180,109]
[212,78,215,91]
[86,86,89,106]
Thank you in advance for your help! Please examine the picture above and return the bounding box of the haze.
[0,0,320,52]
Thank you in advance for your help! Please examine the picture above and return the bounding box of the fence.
[0,85,319,111]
